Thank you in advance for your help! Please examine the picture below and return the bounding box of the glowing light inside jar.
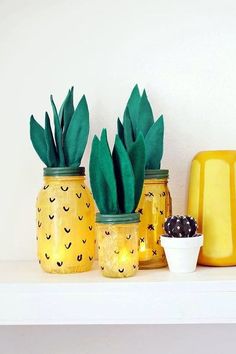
[119,248,131,264]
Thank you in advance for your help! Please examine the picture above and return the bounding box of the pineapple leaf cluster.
[117,84,164,169]
[89,129,145,214]
[30,87,89,167]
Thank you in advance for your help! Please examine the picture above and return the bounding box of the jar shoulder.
[36,179,95,204]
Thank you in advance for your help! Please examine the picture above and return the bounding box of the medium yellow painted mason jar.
[137,170,172,269]
[188,151,236,266]
[36,167,95,273]
[96,213,139,278]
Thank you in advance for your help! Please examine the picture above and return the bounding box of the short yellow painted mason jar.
[96,213,139,278]
[188,150,236,266]
[36,167,95,273]
[137,170,172,269]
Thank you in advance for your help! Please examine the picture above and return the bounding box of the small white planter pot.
[160,235,203,273]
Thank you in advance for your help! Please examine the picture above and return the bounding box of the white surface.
[1,261,236,325]
[1,0,236,261]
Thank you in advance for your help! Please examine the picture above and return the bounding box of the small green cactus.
[30,87,89,167]
[89,129,145,214]
[117,84,164,169]
[164,215,198,237]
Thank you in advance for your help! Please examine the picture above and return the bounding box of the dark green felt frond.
[50,95,65,167]
[145,115,164,169]
[44,112,58,167]
[137,90,154,137]
[117,117,125,145]
[112,135,135,213]
[127,133,145,209]
[89,136,110,214]
[99,129,118,213]
[120,85,164,170]
[30,87,89,168]
[126,84,141,136]
[59,87,74,135]
[89,135,118,214]
[89,129,145,214]
[123,107,134,151]
[64,95,89,167]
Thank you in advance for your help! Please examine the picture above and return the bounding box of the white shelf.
[1,261,236,325]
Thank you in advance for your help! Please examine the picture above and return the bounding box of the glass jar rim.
[44,167,85,177]
[145,169,169,179]
[96,213,140,224]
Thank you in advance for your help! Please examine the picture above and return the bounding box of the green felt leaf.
[145,115,164,169]
[44,112,58,167]
[50,95,65,166]
[89,136,108,214]
[128,133,145,209]
[58,97,65,129]
[117,118,125,145]
[64,95,89,167]
[137,90,154,137]
[99,129,118,213]
[112,135,135,213]
[59,87,74,135]
[123,107,134,150]
[99,129,118,214]
[59,90,71,127]
[126,84,141,136]
[30,115,48,166]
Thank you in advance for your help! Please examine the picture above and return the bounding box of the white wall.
[1,0,236,260]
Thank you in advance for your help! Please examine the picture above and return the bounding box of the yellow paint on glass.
[96,223,139,278]
[36,175,95,273]
[187,151,236,266]
[137,177,172,269]
[139,240,152,261]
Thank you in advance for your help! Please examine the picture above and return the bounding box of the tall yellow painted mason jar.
[36,167,95,273]
[96,213,139,278]
[137,170,172,269]
[187,151,236,266]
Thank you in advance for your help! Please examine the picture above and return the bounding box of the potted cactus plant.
[117,85,172,269]
[89,129,145,278]
[30,87,95,273]
[161,215,203,273]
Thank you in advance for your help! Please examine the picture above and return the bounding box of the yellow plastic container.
[36,167,95,273]
[137,170,172,269]
[187,151,236,266]
[96,213,139,278]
